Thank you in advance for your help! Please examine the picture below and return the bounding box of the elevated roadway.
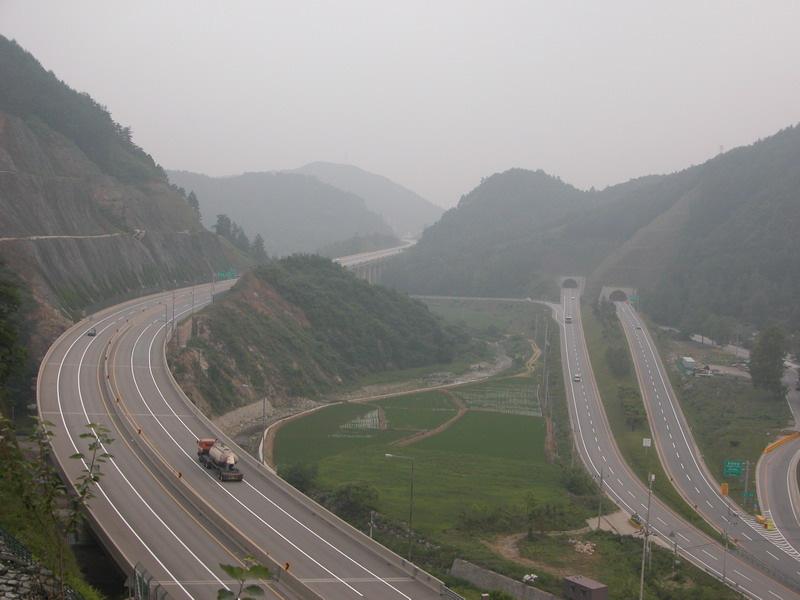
[615,301,800,596]
[555,289,800,599]
[38,281,444,599]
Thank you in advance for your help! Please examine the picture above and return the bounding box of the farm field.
[275,382,571,536]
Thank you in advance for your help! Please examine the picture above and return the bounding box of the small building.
[563,575,608,600]
[679,356,697,374]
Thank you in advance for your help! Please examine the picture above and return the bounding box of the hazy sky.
[2,1,799,208]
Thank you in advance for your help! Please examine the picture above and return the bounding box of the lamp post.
[385,453,415,562]
[639,472,654,600]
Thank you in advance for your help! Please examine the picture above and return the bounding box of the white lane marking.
[627,491,635,499]
[561,298,758,590]
[142,317,414,600]
[767,550,781,561]
[656,517,666,525]
[133,320,366,597]
[701,549,717,561]
[695,486,701,494]
[768,591,784,599]
[734,569,752,582]
[742,532,753,541]
[56,299,220,599]
[705,500,714,509]
[617,478,623,485]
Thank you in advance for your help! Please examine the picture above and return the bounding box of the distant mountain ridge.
[383,124,800,335]
[167,170,393,256]
[291,161,443,236]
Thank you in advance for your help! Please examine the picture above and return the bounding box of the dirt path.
[514,339,541,378]
[391,390,467,448]
[484,532,573,577]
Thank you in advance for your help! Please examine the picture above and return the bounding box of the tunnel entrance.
[609,289,628,302]
[562,278,578,289]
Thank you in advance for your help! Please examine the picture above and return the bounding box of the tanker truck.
[197,438,244,481]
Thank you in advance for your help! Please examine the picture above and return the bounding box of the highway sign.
[217,270,238,280]
[643,437,652,448]
[723,460,744,477]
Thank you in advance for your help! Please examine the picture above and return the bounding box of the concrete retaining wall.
[450,559,560,600]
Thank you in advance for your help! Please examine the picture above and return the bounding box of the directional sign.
[217,270,238,281]
[723,460,744,477]
[643,438,652,448]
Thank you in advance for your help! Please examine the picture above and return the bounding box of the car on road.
[87,327,96,337]
[635,325,642,330]
[573,374,582,382]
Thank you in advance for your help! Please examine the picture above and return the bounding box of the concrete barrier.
[450,558,559,600]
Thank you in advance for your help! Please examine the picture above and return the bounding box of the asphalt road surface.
[613,300,800,596]
[38,281,443,600]
[556,289,800,599]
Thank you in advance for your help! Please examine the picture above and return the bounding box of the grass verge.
[581,305,724,543]
[650,327,791,508]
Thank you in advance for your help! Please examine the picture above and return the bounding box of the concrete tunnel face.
[562,278,578,289]
[609,289,628,302]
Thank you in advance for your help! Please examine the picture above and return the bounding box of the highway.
[757,366,800,557]
[333,239,415,268]
[555,289,800,599]
[614,300,800,596]
[38,281,444,600]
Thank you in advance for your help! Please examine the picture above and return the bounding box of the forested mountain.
[0,36,247,359]
[383,125,800,335]
[291,162,442,236]
[167,170,393,255]
[168,255,475,414]
[383,169,591,299]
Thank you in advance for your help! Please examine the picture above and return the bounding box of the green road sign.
[217,270,238,281]
[723,460,744,477]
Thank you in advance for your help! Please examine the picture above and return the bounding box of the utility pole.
[742,460,751,510]
[639,473,655,600]
[542,318,550,412]
[722,527,728,584]
[385,454,415,562]
[596,466,604,529]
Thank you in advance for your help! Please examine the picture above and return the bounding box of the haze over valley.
[1,3,800,600]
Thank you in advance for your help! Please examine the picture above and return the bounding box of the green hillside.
[384,125,800,335]
[169,255,477,414]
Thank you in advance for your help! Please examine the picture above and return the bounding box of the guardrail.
[161,303,449,598]
[102,324,324,600]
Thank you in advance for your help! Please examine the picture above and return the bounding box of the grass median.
[581,304,724,543]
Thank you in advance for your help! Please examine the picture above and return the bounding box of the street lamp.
[639,473,655,600]
[385,453,415,562]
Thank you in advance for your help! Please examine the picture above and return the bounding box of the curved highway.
[615,301,800,595]
[555,289,800,600]
[38,281,444,600]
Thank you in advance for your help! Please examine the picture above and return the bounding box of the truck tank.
[208,442,238,468]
